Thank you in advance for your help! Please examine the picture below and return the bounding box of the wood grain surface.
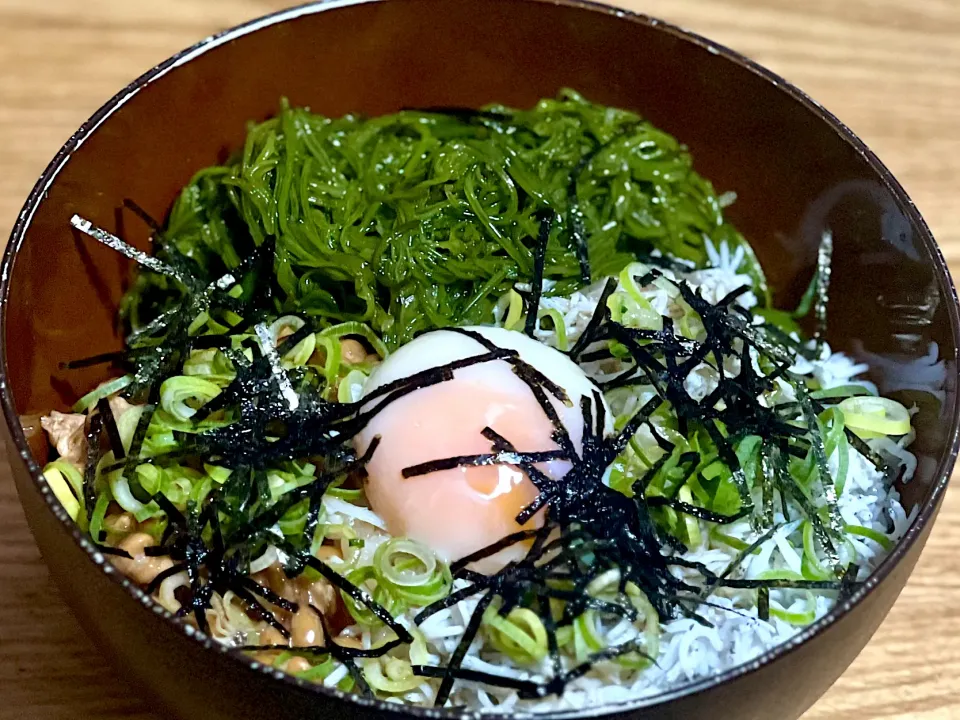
[1,1,958,718]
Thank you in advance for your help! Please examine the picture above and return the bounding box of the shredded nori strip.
[813,230,833,350]
[757,586,770,621]
[568,152,592,284]
[402,449,569,478]
[299,552,412,644]
[524,212,554,337]
[644,496,751,524]
[253,323,300,411]
[96,397,125,461]
[71,215,195,289]
[567,277,616,361]
[718,578,859,591]
[94,544,133,559]
[82,412,104,517]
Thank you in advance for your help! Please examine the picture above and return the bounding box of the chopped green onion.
[268,315,316,368]
[72,375,134,413]
[325,475,364,502]
[483,603,548,664]
[110,474,151,515]
[567,570,660,669]
[88,491,112,542]
[159,376,221,422]
[801,521,833,581]
[537,308,568,351]
[770,593,817,626]
[711,529,750,552]
[312,334,342,389]
[844,524,894,551]
[317,322,389,360]
[43,464,83,523]
[278,499,309,536]
[373,538,452,606]
[341,565,404,627]
[503,289,524,330]
[294,655,336,682]
[362,656,423,694]
[621,582,660,669]
[203,464,233,484]
[113,405,147,456]
[183,348,236,386]
[835,430,850,496]
[337,369,368,404]
[811,384,875,400]
[135,464,163,495]
[677,485,702,547]
[838,396,911,439]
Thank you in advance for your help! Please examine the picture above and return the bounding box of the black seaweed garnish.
[82,411,104,516]
[402,449,570,479]
[524,212,554,338]
[568,154,592,284]
[71,215,197,290]
[567,277,616,361]
[63,216,868,704]
[96,397,125,461]
[812,230,833,350]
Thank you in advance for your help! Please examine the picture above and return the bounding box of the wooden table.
[1,1,958,718]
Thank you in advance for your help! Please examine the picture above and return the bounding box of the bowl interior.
[3,0,957,712]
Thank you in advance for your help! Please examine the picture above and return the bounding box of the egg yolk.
[356,361,577,573]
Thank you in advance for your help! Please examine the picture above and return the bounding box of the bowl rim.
[3,0,958,717]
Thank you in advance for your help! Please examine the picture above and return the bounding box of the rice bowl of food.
[3,2,957,720]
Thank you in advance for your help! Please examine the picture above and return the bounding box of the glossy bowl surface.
[3,1,958,719]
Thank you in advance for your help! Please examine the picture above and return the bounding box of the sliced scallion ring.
[110,474,150,515]
[341,565,403,626]
[844,523,894,551]
[537,308,568,350]
[838,396,911,438]
[72,375,134,413]
[312,334,342,391]
[88,491,111,541]
[317,321,389,359]
[373,537,451,605]
[483,603,548,664]
[159,376,221,422]
[337,369,368,404]
[362,656,422,694]
[677,485,702,547]
[43,465,82,522]
[268,315,316,368]
[801,521,833,581]
[503,289,524,330]
[770,593,817,626]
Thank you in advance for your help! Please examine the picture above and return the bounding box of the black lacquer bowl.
[3,1,957,718]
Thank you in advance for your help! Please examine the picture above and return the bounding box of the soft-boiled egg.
[354,326,612,573]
